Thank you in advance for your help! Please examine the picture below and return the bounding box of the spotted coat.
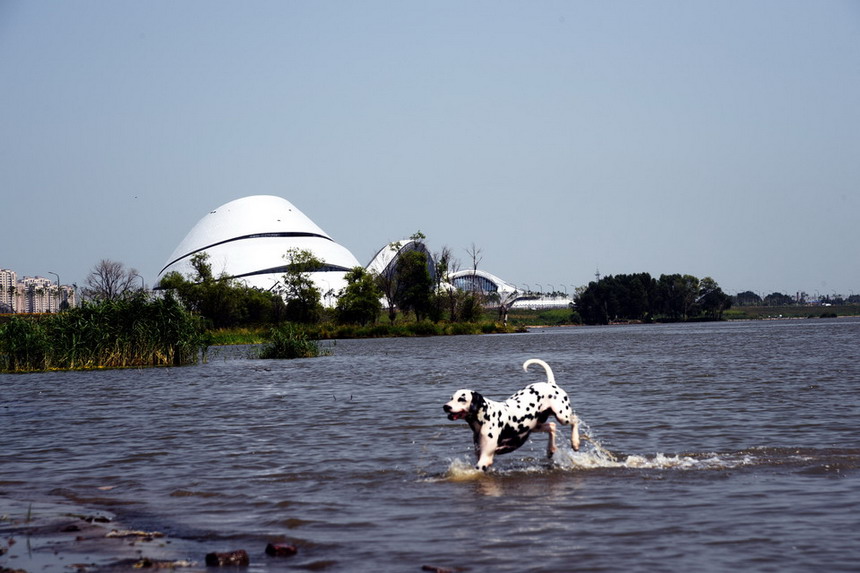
[443,359,580,471]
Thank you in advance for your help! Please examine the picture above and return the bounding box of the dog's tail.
[523,358,556,385]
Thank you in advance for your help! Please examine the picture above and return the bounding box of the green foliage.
[259,323,325,359]
[698,277,733,319]
[335,267,383,325]
[722,304,857,320]
[0,315,49,371]
[158,253,286,329]
[0,293,205,372]
[207,327,268,346]
[574,272,732,325]
[734,290,763,306]
[394,248,433,321]
[308,320,514,339]
[763,292,795,306]
[281,249,324,324]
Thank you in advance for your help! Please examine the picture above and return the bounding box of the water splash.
[436,433,764,480]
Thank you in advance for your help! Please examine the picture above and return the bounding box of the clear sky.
[2,1,858,297]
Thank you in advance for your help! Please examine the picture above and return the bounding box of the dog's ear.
[469,391,485,415]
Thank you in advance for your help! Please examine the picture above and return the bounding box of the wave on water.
[437,440,860,481]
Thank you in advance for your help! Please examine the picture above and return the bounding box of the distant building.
[153,195,571,313]
[0,269,16,312]
[366,238,436,283]
[447,269,516,300]
[0,269,76,313]
[155,195,361,304]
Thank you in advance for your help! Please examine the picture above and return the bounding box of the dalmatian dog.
[443,358,580,471]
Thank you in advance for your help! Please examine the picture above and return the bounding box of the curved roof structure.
[446,269,519,305]
[366,239,436,282]
[156,195,360,299]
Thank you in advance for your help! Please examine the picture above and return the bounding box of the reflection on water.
[2,318,860,572]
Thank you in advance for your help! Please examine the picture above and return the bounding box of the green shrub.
[259,323,325,359]
[447,322,475,336]
[408,321,441,336]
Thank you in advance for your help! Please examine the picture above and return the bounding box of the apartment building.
[0,268,77,313]
[0,268,15,312]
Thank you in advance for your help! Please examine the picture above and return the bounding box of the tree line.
[733,290,860,306]
[82,241,820,332]
[573,273,732,325]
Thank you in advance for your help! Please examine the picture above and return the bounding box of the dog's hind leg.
[534,421,558,458]
[570,416,580,451]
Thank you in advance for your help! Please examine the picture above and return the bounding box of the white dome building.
[156,195,361,303]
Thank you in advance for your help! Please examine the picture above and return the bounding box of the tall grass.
[309,320,518,339]
[259,323,326,359]
[0,293,206,372]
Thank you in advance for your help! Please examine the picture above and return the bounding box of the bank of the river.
[206,319,522,346]
[723,304,860,320]
[206,304,860,345]
[0,499,220,572]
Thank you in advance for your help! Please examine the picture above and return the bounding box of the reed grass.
[307,320,518,339]
[207,327,268,346]
[259,323,326,359]
[0,293,206,372]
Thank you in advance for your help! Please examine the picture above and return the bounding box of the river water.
[2,318,859,572]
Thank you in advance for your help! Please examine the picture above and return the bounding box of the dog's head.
[443,390,485,421]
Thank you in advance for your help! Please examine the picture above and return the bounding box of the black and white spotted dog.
[443,358,580,471]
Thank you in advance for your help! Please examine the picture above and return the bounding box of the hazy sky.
[2,1,858,297]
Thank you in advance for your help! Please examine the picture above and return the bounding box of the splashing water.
[439,419,764,480]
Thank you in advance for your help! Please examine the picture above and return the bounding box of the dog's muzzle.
[443,404,466,421]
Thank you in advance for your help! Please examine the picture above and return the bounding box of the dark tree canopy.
[574,272,732,325]
[281,249,324,324]
[336,267,383,326]
[158,252,286,328]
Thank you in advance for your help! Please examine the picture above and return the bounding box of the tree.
[698,277,732,319]
[574,279,609,325]
[281,248,323,324]
[466,242,483,275]
[657,274,700,320]
[373,232,435,323]
[376,241,403,324]
[335,267,382,325]
[763,292,794,306]
[83,259,142,301]
[734,291,762,306]
[394,248,433,321]
[431,246,456,322]
[573,273,656,325]
[465,242,485,305]
[575,272,733,324]
[158,252,286,328]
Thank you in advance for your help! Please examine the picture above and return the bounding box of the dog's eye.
[458,396,467,402]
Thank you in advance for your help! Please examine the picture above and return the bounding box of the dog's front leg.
[474,433,497,471]
[571,416,580,451]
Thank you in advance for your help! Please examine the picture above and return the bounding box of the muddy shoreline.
[0,499,215,572]
[0,499,451,573]
[0,498,310,572]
